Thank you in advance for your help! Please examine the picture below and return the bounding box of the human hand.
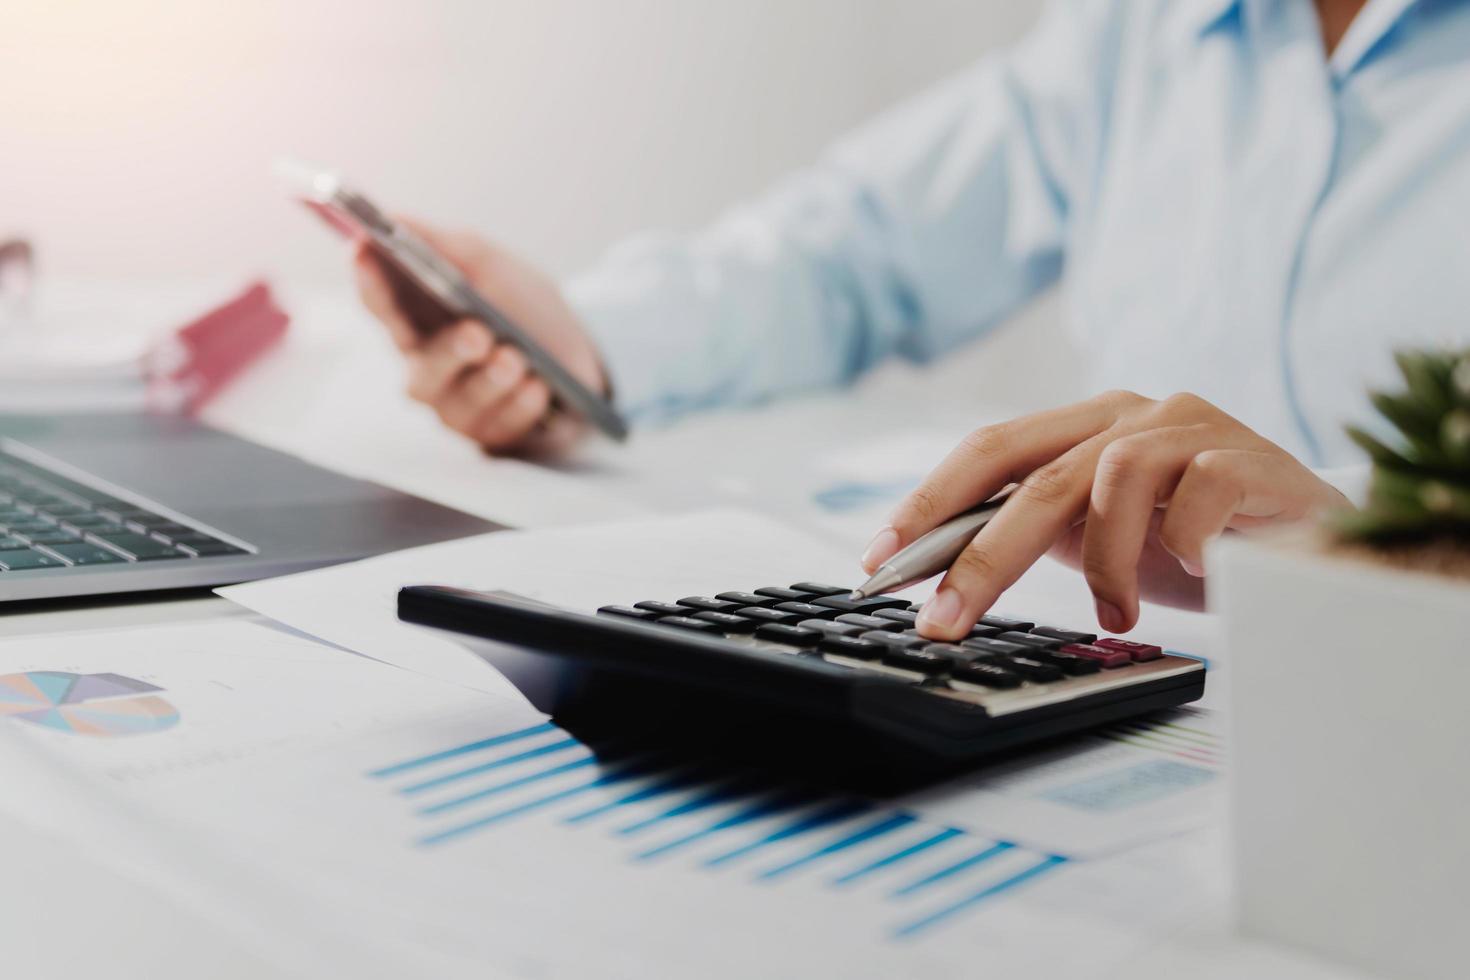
[353,219,607,456]
[861,392,1351,639]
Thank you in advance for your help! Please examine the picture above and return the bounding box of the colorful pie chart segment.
[0,670,179,737]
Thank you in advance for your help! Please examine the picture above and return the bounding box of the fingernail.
[1180,558,1206,578]
[860,527,900,571]
[1095,599,1125,634]
[917,587,963,634]
[455,329,488,360]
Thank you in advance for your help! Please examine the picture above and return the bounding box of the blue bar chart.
[367,720,1082,940]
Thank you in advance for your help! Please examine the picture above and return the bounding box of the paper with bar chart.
[124,700,1221,978]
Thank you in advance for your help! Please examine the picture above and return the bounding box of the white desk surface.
[0,279,1363,980]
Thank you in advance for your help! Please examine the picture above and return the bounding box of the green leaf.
[1394,350,1452,416]
[1442,409,1470,467]
[1345,426,1410,468]
[1371,391,1440,444]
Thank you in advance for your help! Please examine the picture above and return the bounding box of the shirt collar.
[1173,0,1435,77]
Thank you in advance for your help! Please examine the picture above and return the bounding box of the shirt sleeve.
[564,0,1120,425]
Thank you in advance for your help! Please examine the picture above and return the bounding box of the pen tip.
[848,588,867,600]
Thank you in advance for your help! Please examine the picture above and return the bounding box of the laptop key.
[174,540,247,557]
[18,530,82,546]
[86,533,184,561]
[0,549,65,570]
[38,543,127,566]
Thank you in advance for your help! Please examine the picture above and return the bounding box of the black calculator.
[399,580,1205,777]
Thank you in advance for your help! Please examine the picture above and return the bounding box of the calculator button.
[967,624,1004,639]
[737,606,806,626]
[996,631,1063,651]
[1059,643,1131,668]
[1031,651,1101,675]
[997,656,1064,682]
[677,596,743,613]
[859,631,928,651]
[692,611,758,633]
[961,637,1031,658]
[774,601,840,620]
[656,616,725,634]
[872,608,918,627]
[1031,626,1098,645]
[951,662,1023,689]
[835,613,902,632]
[1093,638,1164,662]
[753,587,810,602]
[882,647,954,676]
[980,615,1035,632]
[634,601,693,617]
[754,623,821,647]
[789,582,850,597]
[920,643,969,659]
[799,619,865,638]
[597,605,662,621]
[717,591,779,608]
[818,635,883,659]
[811,594,911,614]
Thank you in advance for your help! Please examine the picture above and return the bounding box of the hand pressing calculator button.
[400,581,1206,766]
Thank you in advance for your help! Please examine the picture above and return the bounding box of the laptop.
[0,413,498,604]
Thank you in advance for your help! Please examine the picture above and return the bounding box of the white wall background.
[1,0,1072,406]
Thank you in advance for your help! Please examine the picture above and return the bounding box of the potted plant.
[1213,348,1470,980]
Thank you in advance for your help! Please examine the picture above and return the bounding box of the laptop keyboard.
[0,450,248,571]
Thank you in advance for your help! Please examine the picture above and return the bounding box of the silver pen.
[850,487,1014,599]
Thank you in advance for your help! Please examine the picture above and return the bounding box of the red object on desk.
[142,281,289,415]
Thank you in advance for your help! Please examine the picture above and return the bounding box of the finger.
[915,432,1113,640]
[518,412,588,460]
[435,345,530,434]
[471,378,553,452]
[1157,449,1326,574]
[405,321,493,405]
[1081,424,1226,632]
[395,216,494,276]
[354,246,418,351]
[869,391,1141,572]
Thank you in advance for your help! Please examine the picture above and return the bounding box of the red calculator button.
[1093,638,1163,662]
[1059,643,1132,669]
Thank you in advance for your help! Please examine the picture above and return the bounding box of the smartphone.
[282,162,628,442]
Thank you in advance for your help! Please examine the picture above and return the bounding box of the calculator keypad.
[597,582,1198,715]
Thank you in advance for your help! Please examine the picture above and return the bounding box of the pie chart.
[0,670,179,737]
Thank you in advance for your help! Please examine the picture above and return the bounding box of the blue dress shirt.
[567,0,1470,467]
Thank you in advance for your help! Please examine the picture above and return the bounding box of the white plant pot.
[1213,533,1470,980]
